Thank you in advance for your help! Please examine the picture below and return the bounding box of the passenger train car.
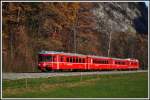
[38,51,139,72]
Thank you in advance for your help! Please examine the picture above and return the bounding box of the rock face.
[93,2,148,34]
[2,2,148,72]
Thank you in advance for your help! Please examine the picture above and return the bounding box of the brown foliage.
[2,2,148,72]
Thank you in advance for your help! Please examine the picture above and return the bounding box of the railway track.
[2,70,147,80]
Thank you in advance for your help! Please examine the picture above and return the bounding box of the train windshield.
[38,55,53,62]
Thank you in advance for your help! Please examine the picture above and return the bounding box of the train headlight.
[43,63,46,66]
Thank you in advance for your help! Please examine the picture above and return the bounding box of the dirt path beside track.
[2,70,147,80]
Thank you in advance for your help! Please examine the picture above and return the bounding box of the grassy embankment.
[3,72,148,98]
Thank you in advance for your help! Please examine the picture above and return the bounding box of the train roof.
[38,51,138,61]
[38,50,86,57]
[88,55,130,60]
[112,58,128,60]
[87,55,111,59]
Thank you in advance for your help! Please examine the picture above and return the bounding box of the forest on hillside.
[2,2,148,72]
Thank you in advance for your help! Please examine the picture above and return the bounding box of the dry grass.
[3,78,99,96]
[3,72,148,98]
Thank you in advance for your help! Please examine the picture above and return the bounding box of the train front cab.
[38,54,58,71]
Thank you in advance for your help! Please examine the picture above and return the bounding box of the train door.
[87,57,91,70]
[52,54,58,70]
[56,55,59,70]
[109,59,113,69]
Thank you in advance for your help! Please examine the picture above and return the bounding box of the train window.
[38,55,53,62]
[77,58,79,63]
[79,58,81,63]
[131,62,134,65]
[75,58,77,63]
[123,62,125,65]
[78,58,79,63]
[71,58,73,63]
[93,60,109,64]
[66,57,70,62]
[60,56,63,62]
[104,61,106,64]
[134,62,136,65]
[115,61,122,65]
[75,58,78,63]
[93,59,95,63]
[74,58,76,63]
[52,56,55,62]
[106,61,108,64]
[83,59,85,63]
[98,60,100,64]
[81,58,83,63]
[120,62,122,65]
[72,58,74,63]
[99,60,101,63]
[72,58,75,63]
[93,59,96,63]
[96,59,98,64]
[96,60,100,64]
[102,61,104,64]
[100,60,103,64]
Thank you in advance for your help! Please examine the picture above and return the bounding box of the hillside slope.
[2,2,148,72]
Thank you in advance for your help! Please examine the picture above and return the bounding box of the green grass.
[3,72,148,98]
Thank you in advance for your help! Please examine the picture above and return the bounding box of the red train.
[38,51,139,72]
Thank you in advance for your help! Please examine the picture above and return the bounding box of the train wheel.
[41,68,47,72]
[46,67,52,72]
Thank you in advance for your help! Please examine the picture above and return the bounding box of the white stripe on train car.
[57,56,59,69]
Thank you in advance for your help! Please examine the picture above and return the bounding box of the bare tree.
[73,9,79,53]
[94,8,113,57]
